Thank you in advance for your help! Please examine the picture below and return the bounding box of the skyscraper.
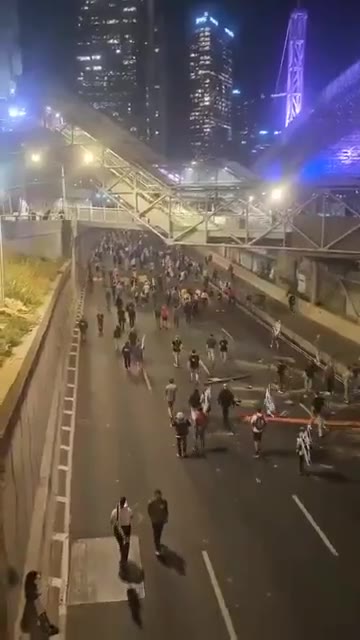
[189,11,234,159]
[0,0,22,101]
[76,0,166,152]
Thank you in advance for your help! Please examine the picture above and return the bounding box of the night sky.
[18,0,360,95]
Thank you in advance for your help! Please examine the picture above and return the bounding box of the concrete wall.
[0,266,74,639]
[2,221,65,260]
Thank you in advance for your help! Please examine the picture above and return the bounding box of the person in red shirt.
[194,407,208,455]
[160,304,169,329]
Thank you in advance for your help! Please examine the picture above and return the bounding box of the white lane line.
[60,445,70,451]
[67,367,76,372]
[143,368,152,391]
[299,403,312,417]
[61,426,71,432]
[63,410,73,416]
[56,496,68,504]
[221,328,234,341]
[58,465,69,472]
[292,495,339,557]
[202,551,238,640]
[64,397,74,402]
[200,359,210,375]
[67,383,75,388]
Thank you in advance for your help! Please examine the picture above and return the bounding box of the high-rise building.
[189,11,234,159]
[76,0,166,152]
[0,0,22,101]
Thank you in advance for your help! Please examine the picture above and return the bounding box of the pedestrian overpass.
[43,92,289,248]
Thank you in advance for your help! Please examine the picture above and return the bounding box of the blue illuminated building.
[189,12,234,158]
[255,60,360,185]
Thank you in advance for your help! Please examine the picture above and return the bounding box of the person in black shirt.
[172,336,182,367]
[311,392,327,437]
[122,341,131,370]
[171,412,191,458]
[126,302,136,328]
[96,312,104,336]
[277,361,287,393]
[113,325,122,352]
[117,307,126,332]
[217,384,235,428]
[188,350,200,382]
[303,362,317,393]
[219,338,229,363]
[78,316,88,342]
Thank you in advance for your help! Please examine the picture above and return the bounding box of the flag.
[264,385,276,416]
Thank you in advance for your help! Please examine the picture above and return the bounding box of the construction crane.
[272,4,308,128]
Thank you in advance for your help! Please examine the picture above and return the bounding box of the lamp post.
[0,215,5,306]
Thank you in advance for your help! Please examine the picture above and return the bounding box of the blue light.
[196,12,208,24]
[210,17,219,26]
[232,89,241,95]
[8,106,27,118]
[259,130,269,135]
[224,28,234,38]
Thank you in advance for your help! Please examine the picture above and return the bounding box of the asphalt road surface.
[65,276,360,640]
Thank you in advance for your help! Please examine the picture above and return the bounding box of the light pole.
[0,215,5,307]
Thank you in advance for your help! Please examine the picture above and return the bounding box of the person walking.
[110,496,133,570]
[126,302,136,328]
[201,383,212,415]
[148,489,169,556]
[154,305,161,328]
[217,383,235,428]
[311,392,327,437]
[343,365,353,404]
[206,334,217,363]
[117,307,126,332]
[173,304,181,328]
[303,362,316,394]
[96,312,104,336]
[78,316,88,342]
[105,287,112,312]
[172,336,182,367]
[171,411,191,458]
[122,341,131,370]
[250,408,266,458]
[219,337,229,363]
[324,361,335,396]
[270,320,281,349]
[194,406,208,455]
[188,349,200,382]
[296,426,311,475]
[160,304,169,329]
[189,387,201,425]
[113,324,122,352]
[165,378,177,418]
[276,360,287,393]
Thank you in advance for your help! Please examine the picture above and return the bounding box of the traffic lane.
[140,311,360,639]
[69,288,234,640]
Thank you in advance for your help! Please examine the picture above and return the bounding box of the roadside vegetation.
[0,254,62,366]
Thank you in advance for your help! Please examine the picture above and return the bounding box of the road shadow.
[119,560,145,584]
[310,468,352,483]
[157,546,186,576]
[263,448,294,459]
[206,446,229,454]
[127,588,143,628]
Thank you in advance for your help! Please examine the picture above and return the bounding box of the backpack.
[253,414,265,432]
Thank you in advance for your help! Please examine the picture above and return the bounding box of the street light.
[271,187,283,202]
[83,151,94,165]
[30,152,42,164]
[248,195,254,203]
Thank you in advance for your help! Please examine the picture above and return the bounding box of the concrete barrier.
[0,264,74,640]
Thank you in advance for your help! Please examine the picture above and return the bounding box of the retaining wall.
[0,265,74,640]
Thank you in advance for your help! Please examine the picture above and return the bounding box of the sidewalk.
[197,250,360,376]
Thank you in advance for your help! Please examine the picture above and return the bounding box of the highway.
[63,264,360,640]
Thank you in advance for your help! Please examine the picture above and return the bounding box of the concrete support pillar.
[310,260,319,304]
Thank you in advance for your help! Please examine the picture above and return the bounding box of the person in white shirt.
[201,383,212,415]
[110,496,133,568]
[270,320,281,349]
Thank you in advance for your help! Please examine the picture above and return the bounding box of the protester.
[110,497,133,570]
[217,383,235,428]
[171,411,191,458]
[148,489,169,556]
[250,408,266,458]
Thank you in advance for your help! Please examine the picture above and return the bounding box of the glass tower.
[76,0,166,151]
[189,12,234,158]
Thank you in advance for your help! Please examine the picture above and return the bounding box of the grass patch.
[0,254,63,366]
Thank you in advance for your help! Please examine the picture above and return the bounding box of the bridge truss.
[40,97,360,257]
